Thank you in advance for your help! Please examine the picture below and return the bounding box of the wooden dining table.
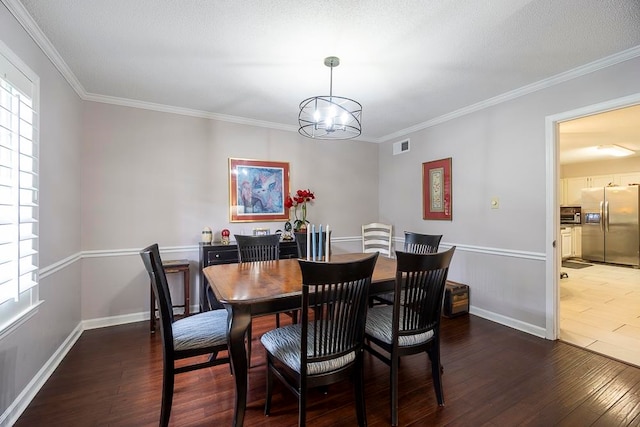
[203,252,397,427]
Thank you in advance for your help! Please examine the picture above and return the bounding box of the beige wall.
[81,103,379,248]
[378,56,640,328]
[79,102,379,319]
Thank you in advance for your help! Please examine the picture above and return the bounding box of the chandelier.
[298,56,362,140]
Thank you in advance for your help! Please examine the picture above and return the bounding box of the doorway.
[547,95,640,366]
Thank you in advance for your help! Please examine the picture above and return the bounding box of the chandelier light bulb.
[324,117,333,128]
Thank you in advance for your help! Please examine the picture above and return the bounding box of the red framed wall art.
[422,157,452,221]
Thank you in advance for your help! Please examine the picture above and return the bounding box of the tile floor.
[559,260,640,367]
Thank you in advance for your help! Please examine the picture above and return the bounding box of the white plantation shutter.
[0,45,39,327]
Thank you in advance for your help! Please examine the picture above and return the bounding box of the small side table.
[150,259,190,333]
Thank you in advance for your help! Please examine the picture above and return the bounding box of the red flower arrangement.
[285,189,315,231]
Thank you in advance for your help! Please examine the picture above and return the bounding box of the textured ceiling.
[559,104,640,164]
[9,0,640,152]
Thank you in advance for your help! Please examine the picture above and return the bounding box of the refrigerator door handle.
[604,200,609,232]
[600,201,605,233]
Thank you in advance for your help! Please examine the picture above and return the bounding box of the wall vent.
[393,139,410,155]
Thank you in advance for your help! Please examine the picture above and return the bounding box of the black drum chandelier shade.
[298,56,362,140]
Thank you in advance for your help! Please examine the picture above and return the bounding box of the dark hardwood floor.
[15,314,640,426]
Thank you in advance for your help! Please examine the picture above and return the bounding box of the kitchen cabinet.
[558,178,567,206]
[565,175,615,205]
[571,226,582,258]
[560,226,582,259]
[561,227,572,259]
[565,178,588,206]
[616,172,640,186]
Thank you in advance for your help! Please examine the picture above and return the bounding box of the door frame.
[545,93,640,339]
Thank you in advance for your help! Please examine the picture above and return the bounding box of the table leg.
[226,304,251,427]
[150,284,155,333]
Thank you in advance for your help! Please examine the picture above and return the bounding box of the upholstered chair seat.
[172,309,228,351]
[261,323,356,375]
[366,305,434,347]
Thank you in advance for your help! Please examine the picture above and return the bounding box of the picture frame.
[229,158,290,222]
[423,157,452,221]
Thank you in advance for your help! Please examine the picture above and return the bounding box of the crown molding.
[376,45,640,143]
[3,0,87,97]
[82,92,300,133]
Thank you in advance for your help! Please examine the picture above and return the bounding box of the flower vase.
[294,203,309,231]
[299,203,309,230]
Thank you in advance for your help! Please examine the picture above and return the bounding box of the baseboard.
[469,306,547,338]
[81,305,201,331]
[82,311,149,330]
[0,322,83,427]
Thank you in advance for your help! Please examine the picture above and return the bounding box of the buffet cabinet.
[198,241,298,311]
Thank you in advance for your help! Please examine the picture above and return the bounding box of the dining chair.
[261,253,379,427]
[235,234,293,363]
[372,231,444,306]
[362,222,393,257]
[235,233,281,262]
[140,243,230,427]
[364,247,456,426]
[404,231,442,254]
[294,230,332,259]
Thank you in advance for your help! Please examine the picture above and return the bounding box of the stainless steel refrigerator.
[581,185,640,267]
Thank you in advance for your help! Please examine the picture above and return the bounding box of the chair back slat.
[403,232,442,254]
[299,253,378,368]
[235,234,280,262]
[393,248,455,340]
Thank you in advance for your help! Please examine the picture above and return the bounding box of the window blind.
[0,49,39,310]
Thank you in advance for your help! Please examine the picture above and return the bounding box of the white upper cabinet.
[564,174,615,205]
[616,172,640,186]
[565,177,588,205]
[559,178,567,206]
[589,175,616,188]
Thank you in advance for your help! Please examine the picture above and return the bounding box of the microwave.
[560,206,581,224]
